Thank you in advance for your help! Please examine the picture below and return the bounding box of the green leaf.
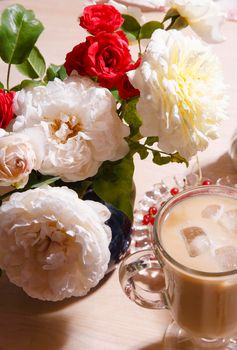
[170,152,188,167]
[93,156,135,220]
[129,141,149,160]
[152,150,171,165]
[139,21,164,40]
[169,16,188,30]
[0,82,4,89]
[16,46,46,79]
[11,79,44,91]
[122,97,142,137]
[46,64,67,82]
[121,14,141,40]
[152,150,188,166]
[163,8,179,22]
[31,176,60,188]
[0,4,44,64]
[145,136,159,146]
[111,88,120,103]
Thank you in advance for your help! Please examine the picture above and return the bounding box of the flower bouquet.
[0,0,228,301]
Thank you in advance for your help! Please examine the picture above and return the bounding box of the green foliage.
[129,141,149,160]
[31,176,61,188]
[121,14,141,40]
[170,152,189,166]
[93,156,135,220]
[122,97,142,137]
[152,150,188,166]
[169,16,188,30]
[163,8,188,30]
[139,21,163,39]
[16,46,46,79]
[145,136,159,146]
[163,8,180,22]
[121,15,163,41]
[111,88,120,103]
[0,82,4,89]
[0,4,44,64]
[46,64,67,82]
[11,79,44,91]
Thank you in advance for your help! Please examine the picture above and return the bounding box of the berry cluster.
[142,179,212,226]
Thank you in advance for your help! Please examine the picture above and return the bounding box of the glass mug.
[119,185,237,349]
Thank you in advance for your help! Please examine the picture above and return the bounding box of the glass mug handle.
[119,250,168,310]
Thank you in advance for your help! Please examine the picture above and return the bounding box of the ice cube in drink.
[180,226,211,257]
[215,245,237,271]
[201,204,222,219]
[219,209,237,234]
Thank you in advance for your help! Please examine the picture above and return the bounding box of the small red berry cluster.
[142,179,212,226]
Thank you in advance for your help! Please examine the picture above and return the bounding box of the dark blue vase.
[83,189,132,271]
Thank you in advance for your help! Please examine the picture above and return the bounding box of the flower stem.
[138,38,142,55]
[196,155,202,182]
[145,145,170,155]
[6,64,11,91]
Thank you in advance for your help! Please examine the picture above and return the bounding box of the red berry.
[150,217,155,225]
[148,206,158,216]
[170,187,179,196]
[202,179,212,186]
[143,214,150,225]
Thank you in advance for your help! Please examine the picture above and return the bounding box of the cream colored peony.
[13,76,129,182]
[0,127,45,188]
[128,29,228,159]
[167,0,225,43]
[0,186,111,301]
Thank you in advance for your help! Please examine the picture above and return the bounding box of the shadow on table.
[0,312,70,350]
[195,152,236,181]
[0,269,114,315]
[0,271,115,350]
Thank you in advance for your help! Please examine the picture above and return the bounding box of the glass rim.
[153,184,237,278]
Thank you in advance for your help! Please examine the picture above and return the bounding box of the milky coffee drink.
[158,193,237,339]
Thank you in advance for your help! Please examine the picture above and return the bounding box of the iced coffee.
[158,192,237,339]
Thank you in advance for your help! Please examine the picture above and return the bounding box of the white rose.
[108,0,145,24]
[128,29,228,159]
[0,186,111,301]
[13,76,129,182]
[167,0,225,43]
[0,127,45,188]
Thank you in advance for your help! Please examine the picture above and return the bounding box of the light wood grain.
[0,1,236,349]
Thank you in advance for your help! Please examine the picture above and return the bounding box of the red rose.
[64,31,137,89]
[118,75,140,100]
[64,42,89,76]
[79,4,124,35]
[0,89,15,129]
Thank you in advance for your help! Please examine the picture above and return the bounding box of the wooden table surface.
[0,1,237,349]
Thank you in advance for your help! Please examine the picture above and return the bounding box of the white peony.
[0,186,112,301]
[167,0,225,43]
[0,127,45,188]
[13,76,129,182]
[128,29,228,159]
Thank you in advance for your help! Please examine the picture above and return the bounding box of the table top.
[0,1,237,349]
